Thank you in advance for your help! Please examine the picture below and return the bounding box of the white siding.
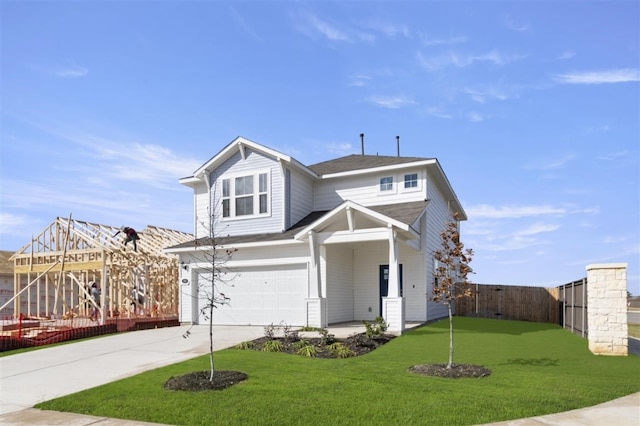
[314,167,427,210]
[194,183,209,239]
[289,168,314,227]
[326,245,354,323]
[424,171,452,321]
[207,149,284,236]
[398,243,427,322]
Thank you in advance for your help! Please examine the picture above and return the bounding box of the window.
[380,176,393,191]
[404,173,418,189]
[222,179,230,217]
[221,172,269,218]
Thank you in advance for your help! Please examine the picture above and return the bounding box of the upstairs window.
[221,172,269,218]
[404,173,418,189]
[380,176,394,192]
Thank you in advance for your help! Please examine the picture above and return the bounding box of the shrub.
[328,342,355,358]
[319,328,336,346]
[263,323,276,340]
[362,316,388,338]
[281,323,299,342]
[296,343,317,358]
[262,339,283,353]
[234,341,254,350]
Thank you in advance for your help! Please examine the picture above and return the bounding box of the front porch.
[321,320,425,338]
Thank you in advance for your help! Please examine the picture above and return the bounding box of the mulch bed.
[165,370,248,391]
[408,363,492,378]
[164,332,490,391]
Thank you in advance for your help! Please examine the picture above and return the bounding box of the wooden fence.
[456,284,560,324]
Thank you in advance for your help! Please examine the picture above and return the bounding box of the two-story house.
[166,136,466,333]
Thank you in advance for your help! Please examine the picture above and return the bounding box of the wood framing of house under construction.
[5,216,193,323]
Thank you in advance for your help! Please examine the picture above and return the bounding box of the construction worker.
[90,282,100,321]
[114,226,140,252]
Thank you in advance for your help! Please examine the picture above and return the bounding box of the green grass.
[36,317,640,426]
[629,324,640,339]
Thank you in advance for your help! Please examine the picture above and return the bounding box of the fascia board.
[178,176,202,188]
[193,136,293,178]
[289,157,319,179]
[294,201,353,240]
[164,239,303,254]
[294,200,412,241]
[319,159,436,179]
[427,160,468,221]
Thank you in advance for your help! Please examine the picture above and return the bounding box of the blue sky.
[1,1,639,294]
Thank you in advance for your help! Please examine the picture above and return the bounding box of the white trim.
[194,136,291,178]
[378,175,396,195]
[321,159,437,179]
[220,169,271,220]
[400,171,422,193]
[317,228,390,244]
[294,200,411,241]
[190,258,307,270]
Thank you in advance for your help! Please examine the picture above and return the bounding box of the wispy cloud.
[425,106,452,119]
[514,222,561,236]
[557,50,576,60]
[0,213,28,236]
[465,220,559,252]
[467,204,568,219]
[348,74,372,87]
[417,49,524,71]
[326,142,354,156]
[52,66,88,78]
[523,154,575,171]
[504,15,530,32]
[553,68,640,84]
[359,18,411,38]
[420,34,467,47]
[293,12,374,43]
[464,87,510,104]
[467,112,485,122]
[229,5,262,42]
[367,95,416,109]
[596,150,630,161]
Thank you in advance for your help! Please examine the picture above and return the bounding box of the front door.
[379,264,403,316]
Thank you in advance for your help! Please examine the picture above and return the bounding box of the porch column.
[387,226,399,297]
[383,225,405,334]
[306,231,327,327]
[308,231,321,298]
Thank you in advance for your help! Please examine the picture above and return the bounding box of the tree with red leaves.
[432,212,474,369]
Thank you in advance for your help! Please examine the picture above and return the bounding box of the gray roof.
[167,200,427,250]
[307,154,432,176]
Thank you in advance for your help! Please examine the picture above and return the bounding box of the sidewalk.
[1,324,638,425]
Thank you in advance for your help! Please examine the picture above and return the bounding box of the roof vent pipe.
[360,133,365,155]
[396,135,400,157]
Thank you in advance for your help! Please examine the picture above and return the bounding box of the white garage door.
[197,264,308,326]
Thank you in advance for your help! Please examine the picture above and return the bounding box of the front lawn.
[36,317,640,425]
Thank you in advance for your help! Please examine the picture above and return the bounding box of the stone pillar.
[586,263,628,356]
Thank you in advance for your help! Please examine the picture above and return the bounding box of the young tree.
[183,177,237,382]
[432,212,474,369]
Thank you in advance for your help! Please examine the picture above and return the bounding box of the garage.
[196,264,308,326]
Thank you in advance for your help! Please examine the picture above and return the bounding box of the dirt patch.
[408,363,491,378]
[164,370,248,391]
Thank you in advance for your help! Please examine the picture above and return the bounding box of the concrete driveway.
[0,324,265,415]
